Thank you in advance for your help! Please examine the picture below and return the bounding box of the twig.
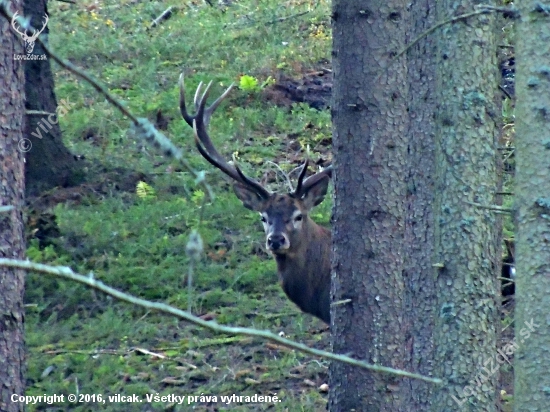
[465,201,513,213]
[331,299,352,307]
[0,258,442,385]
[0,206,14,213]
[375,5,519,83]
[148,6,175,30]
[41,348,125,356]
[265,10,309,26]
[26,110,55,116]
[265,161,294,192]
[499,85,513,100]
[231,10,310,29]
[498,277,515,283]
[259,312,299,319]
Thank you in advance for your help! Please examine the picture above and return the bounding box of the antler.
[179,74,270,199]
[294,161,332,199]
[179,74,233,128]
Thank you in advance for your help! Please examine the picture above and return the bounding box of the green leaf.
[239,75,259,92]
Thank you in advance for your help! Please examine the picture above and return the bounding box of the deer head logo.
[11,12,49,54]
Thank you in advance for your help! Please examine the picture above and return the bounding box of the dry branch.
[0,258,442,385]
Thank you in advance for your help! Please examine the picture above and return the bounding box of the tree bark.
[330,2,409,410]
[513,3,550,410]
[23,0,82,196]
[0,2,27,410]
[431,1,500,410]
[403,0,437,408]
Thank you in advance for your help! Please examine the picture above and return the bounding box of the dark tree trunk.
[513,2,550,409]
[0,2,27,410]
[330,1,409,410]
[403,0,437,408]
[23,0,82,196]
[431,1,500,410]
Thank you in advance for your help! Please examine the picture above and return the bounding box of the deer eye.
[294,214,303,222]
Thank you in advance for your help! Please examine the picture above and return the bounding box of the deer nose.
[267,234,286,250]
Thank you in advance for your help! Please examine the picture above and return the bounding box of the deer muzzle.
[267,233,290,253]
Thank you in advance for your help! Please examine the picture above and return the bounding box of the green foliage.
[239,74,260,91]
[191,189,205,205]
[135,181,156,200]
[26,0,331,409]
[239,74,276,92]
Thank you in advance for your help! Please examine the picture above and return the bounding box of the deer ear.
[301,175,329,210]
[233,183,266,211]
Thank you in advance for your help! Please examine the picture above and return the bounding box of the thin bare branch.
[148,6,175,30]
[265,161,294,192]
[375,5,519,83]
[0,258,442,385]
[0,205,15,213]
[465,201,513,214]
[265,10,309,26]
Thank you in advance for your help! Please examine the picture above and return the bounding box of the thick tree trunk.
[403,0,437,408]
[0,2,27,410]
[513,3,550,410]
[330,2,409,410]
[431,1,500,411]
[23,0,82,196]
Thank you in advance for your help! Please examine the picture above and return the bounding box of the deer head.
[179,74,332,323]
[179,75,332,255]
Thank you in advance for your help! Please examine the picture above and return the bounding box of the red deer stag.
[179,75,332,324]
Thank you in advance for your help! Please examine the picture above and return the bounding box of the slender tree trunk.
[513,3,550,410]
[403,0,437,408]
[23,0,82,196]
[0,2,27,410]
[330,1,409,410]
[431,1,500,410]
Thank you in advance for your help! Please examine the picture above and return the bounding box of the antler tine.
[193,81,204,112]
[196,80,213,126]
[203,83,233,126]
[191,82,270,200]
[321,164,333,177]
[293,159,309,197]
[179,73,194,127]
[294,163,333,198]
[179,73,235,128]
[193,80,234,127]
[192,121,270,199]
[235,164,273,198]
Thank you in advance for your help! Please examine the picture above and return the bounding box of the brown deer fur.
[273,216,331,323]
